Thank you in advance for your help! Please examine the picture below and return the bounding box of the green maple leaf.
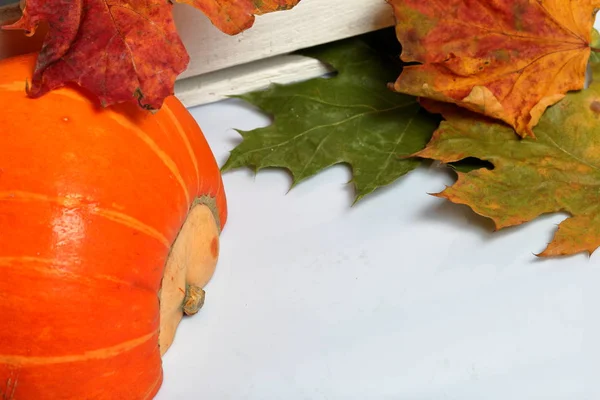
[413,63,600,257]
[221,33,439,201]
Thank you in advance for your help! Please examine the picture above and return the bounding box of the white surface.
[155,98,600,400]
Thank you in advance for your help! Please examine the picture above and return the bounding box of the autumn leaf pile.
[224,0,600,258]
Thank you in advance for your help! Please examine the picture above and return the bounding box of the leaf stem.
[592,47,600,53]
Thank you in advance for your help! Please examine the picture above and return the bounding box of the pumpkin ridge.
[0,190,65,203]
[160,104,200,187]
[0,257,148,289]
[108,111,191,204]
[0,190,170,246]
[0,331,157,366]
[93,208,170,247]
[141,370,163,400]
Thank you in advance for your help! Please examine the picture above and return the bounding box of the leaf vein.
[238,103,416,157]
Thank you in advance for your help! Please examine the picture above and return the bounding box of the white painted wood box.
[0,0,395,106]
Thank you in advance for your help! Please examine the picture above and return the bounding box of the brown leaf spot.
[405,28,419,46]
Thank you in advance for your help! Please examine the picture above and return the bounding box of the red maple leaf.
[2,0,301,110]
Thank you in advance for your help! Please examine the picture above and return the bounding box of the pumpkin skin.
[0,54,227,399]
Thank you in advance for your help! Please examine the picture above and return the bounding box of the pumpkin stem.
[183,285,205,315]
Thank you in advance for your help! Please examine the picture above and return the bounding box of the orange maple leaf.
[387,0,600,138]
[185,0,301,35]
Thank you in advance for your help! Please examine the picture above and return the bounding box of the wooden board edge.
[0,3,20,25]
[175,54,333,108]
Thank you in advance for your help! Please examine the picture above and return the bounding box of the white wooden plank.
[0,2,18,21]
[1,2,394,71]
[0,0,395,97]
[175,54,333,107]
[174,0,394,79]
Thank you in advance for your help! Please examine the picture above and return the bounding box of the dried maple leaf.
[184,0,301,35]
[2,0,301,109]
[413,63,600,257]
[3,0,190,109]
[387,0,600,138]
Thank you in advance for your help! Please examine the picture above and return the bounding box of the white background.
[156,32,600,400]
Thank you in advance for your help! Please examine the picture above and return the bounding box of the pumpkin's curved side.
[163,95,228,230]
[0,53,226,400]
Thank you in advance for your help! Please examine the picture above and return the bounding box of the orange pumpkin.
[0,53,227,399]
